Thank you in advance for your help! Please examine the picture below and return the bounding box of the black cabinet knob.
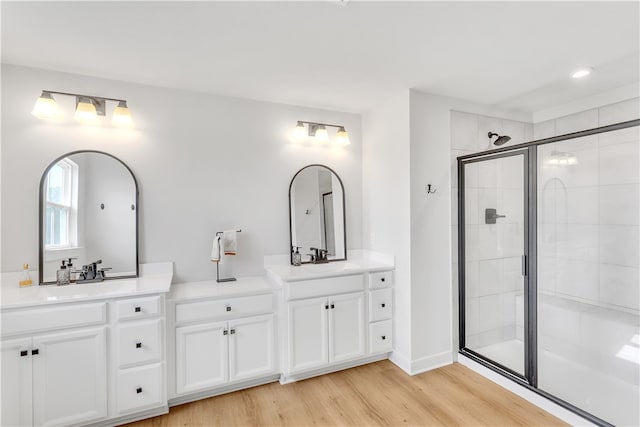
[136,387,142,394]
[226,306,231,312]
[223,330,228,335]
[230,329,236,335]
[136,342,142,349]
[325,304,329,310]
[31,349,39,355]
[381,303,386,308]
[381,336,386,340]
[134,306,141,313]
[330,304,335,309]
[381,277,386,282]
[20,350,28,357]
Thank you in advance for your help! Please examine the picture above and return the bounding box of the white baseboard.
[390,350,453,375]
[280,353,390,384]
[169,375,280,407]
[458,354,595,427]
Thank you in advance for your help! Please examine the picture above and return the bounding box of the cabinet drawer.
[286,274,364,300]
[369,288,393,322]
[369,320,393,354]
[117,318,162,367]
[117,363,164,414]
[116,295,161,321]
[1,302,106,337]
[175,293,273,324]
[369,271,393,289]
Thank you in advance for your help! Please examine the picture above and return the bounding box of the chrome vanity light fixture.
[292,121,351,145]
[31,90,132,125]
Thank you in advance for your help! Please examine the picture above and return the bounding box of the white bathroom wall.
[363,89,531,373]
[1,64,363,283]
[362,90,412,365]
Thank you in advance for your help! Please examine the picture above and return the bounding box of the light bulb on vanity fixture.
[74,97,99,122]
[112,101,133,125]
[293,121,307,141]
[31,91,58,119]
[335,127,351,145]
[31,90,133,126]
[314,125,329,142]
[292,121,350,145]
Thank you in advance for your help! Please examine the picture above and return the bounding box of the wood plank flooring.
[124,360,568,426]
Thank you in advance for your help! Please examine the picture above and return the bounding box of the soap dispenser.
[292,246,302,266]
[56,260,70,286]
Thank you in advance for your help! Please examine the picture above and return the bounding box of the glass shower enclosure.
[458,120,640,426]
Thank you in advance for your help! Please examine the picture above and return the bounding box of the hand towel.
[210,235,222,263]
[223,230,237,256]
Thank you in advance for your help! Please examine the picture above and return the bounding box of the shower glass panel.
[537,127,640,427]
[463,151,527,377]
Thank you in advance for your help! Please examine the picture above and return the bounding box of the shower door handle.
[521,255,527,277]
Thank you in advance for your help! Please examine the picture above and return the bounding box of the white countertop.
[0,262,173,310]
[168,276,277,301]
[265,250,394,283]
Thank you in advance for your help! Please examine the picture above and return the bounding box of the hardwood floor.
[124,360,568,426]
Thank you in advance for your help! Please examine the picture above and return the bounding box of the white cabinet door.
[329,292,365,363]
[229,314,274,382]
[1,337,32,427]
[288,296,328,373]
[175,321,228,395]
[32,326,107,427]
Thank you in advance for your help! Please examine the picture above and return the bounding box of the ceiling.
[2,1,638,114]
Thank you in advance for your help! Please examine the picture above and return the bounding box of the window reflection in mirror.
[40,151,138,284]
[289,165,346,264]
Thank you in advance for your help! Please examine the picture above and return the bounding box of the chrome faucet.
[76,259,112,283]
[309,247,329,264]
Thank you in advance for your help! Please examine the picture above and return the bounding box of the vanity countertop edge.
[0,262,174,310]
[167,275,280,302]
[264,251,395,283]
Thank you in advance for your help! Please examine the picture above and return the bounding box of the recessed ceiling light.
[571,67,593,79]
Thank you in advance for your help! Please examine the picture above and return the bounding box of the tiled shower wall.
[450,112,533,348]
[535,97,640,313]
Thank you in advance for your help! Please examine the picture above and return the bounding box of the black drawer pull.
[20,350,28,357]
[226,305,231,312]
[381,335,386,340]
[381,303,386,308]
[223,329,228,335]
[136,387,142,394]
[31,349,39,355]
[330,304,335,309]
[325,304,329,310]
[230,329,236,335]
[136,342,142,349]
[381,277,385,282]
[134,306,141,313]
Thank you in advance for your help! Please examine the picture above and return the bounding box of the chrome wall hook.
[426,184,437,194]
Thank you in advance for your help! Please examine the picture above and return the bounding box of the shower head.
[488,132,512,146]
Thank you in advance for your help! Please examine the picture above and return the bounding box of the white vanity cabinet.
[112,295,166,417]
[288,291,365,373]
[167,278,278,405]
[266,256,395,384]
[0,303,108,427]
[0,263,173,427]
